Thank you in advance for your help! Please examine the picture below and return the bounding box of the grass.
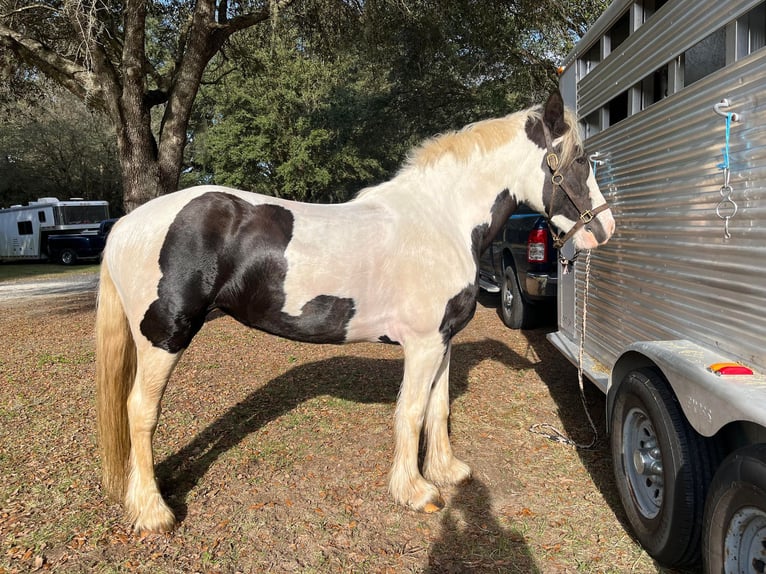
[0,289,688,574]
[0,262,100,282]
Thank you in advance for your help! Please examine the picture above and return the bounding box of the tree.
[185,0,608,202]
[0,0,298,212]
[0,82,122,212]
[191,28,392,202]
[1,0,607,210]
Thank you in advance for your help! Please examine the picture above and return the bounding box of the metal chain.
[716,112,738,240]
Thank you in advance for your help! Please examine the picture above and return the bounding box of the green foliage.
[2,0,609,206]
[192,32,394,202]
[0,85,122,213]
[185,0,608,203]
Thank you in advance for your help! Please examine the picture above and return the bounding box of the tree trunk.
[1,0,297,213]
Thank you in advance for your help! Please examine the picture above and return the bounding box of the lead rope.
[529,249,599,449]
[716,110,737,240]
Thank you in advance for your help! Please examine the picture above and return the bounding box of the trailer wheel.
[610,367,719,567]
[59,249,77,265]
[703,444,766,574]
[500,265,533,329]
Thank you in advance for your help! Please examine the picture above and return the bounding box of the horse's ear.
[543,90,569,138]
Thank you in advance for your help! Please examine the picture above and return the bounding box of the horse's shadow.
[155,336,535,526]
[424,474,540,573]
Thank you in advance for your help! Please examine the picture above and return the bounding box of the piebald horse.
[96,91,615,532]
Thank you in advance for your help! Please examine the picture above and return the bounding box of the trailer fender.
[607,340,766,438]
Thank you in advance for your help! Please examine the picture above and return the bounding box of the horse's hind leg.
[422,342,472,486]
[125,344,180,532]
[389,337,449,513]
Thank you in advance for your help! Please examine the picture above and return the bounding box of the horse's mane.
[405,105,583,171]
[354,104,583,200]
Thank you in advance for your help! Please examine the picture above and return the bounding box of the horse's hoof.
[423,497,445,513]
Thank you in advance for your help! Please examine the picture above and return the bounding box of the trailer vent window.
[17,221,33,235]
[607,91,629,127]
[583,110,601,138]
[579,42,601,79]
[738,2,766,57]
[641,0,669,20]
[37,211,46,223]
[684,28,726,86]
[608,12,630,51]
[640,65,669,110]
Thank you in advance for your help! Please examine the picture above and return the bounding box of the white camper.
[550,0,766,570]
[0,198,109,262]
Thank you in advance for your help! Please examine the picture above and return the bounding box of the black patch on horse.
[437,188,516,345]
[479,189,516,254]
[140,192,356,353]
[439,285,478,344]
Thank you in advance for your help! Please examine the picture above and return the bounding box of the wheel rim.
[502,285,514,315]
[724,506,766,574]
[622,407,664,519]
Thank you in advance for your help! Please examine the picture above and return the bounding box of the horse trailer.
[549,0,766,570]
[0,198,110,262]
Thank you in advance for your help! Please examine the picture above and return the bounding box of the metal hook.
[714,99,740,122]
[589,152,605,165]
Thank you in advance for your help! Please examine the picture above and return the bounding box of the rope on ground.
[529,249,599,450]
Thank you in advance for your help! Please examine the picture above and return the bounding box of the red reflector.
[527,229,548,262]
[708,362,754,376]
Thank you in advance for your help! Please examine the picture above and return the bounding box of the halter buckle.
[551,173,564,186]
[579,210,594,223]
[546,152,560,171]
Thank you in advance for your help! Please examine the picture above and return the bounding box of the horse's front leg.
[422,341,472,486]
[124,346,179,532]
[389,337,449,513]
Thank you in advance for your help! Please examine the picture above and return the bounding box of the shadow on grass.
[490,295,702,574]
[424,476,539,574]
[156,337,534,515]
[154,327,543,570]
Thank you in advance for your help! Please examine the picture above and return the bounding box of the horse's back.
[104,186,394,350]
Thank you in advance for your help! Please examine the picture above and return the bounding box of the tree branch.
[0,4,57,19]
[0,21,106,109]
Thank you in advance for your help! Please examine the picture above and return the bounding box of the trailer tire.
[500,265,533,329]
[703,444,766,574]
[610,367,719,567]
[59,249,77,265]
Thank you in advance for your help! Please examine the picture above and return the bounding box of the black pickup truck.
[46,218,117,264]
[479,206,557,329]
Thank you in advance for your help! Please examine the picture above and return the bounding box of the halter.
[541,123,610,249]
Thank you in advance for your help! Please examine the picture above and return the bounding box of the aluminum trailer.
[549,0,766,570]
[0,198,109,262]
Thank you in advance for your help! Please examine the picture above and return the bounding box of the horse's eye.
[576,156,586,165]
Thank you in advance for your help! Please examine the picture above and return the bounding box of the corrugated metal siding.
[575,0,763,118]
[575,47,766,373]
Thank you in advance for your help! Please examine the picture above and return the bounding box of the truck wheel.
[610,367,720,567]
[59,249,77,265]
[500,265,533,329]
[703,444,766,574]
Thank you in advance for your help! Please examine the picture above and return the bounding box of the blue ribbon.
[718,112,732,171]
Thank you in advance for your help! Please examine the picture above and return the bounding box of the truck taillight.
[527,228,548,262]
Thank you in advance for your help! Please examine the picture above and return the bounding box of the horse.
[95,90,615,533]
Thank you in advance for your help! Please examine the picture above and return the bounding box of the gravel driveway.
[0,271,98,302]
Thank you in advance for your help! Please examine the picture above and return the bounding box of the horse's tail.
[95,258,136,502]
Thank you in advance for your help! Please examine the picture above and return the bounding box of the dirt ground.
[0,277,694,573]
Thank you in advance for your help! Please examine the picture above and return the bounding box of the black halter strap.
[541,123,609,249]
